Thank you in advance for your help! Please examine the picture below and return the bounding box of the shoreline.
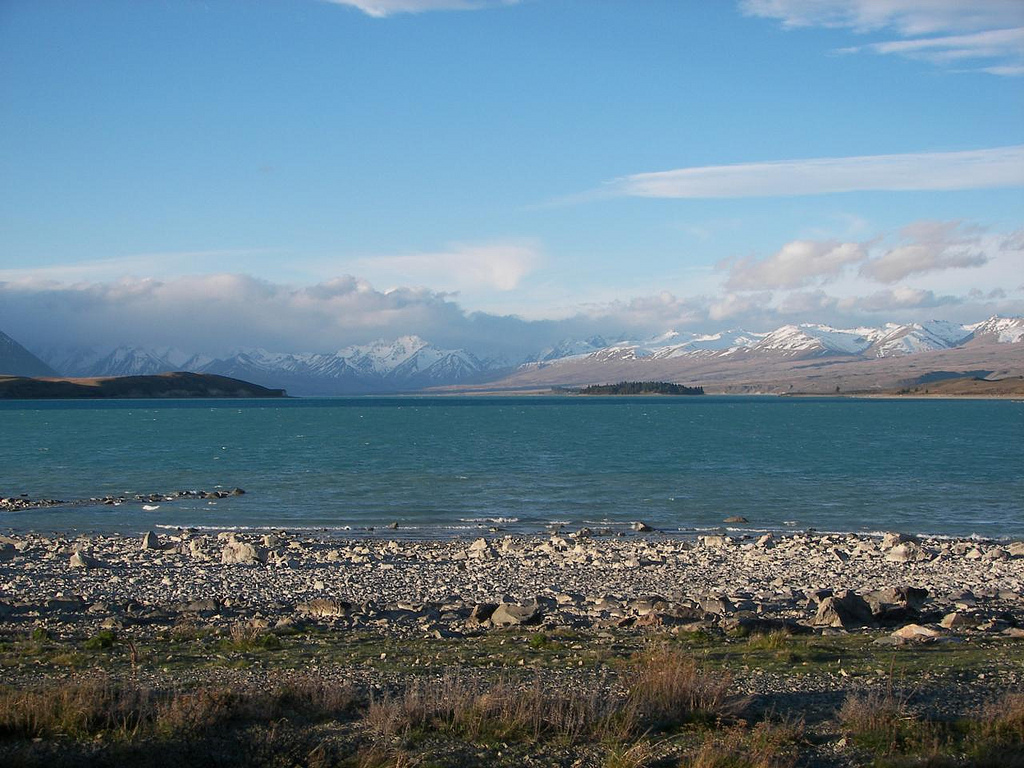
[3,527,1022,766]
[3,528,1020,638]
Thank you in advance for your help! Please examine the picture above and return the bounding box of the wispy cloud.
[741,0,1023,36]
[742,0,1024,74]
[0,249,272,284]
[352,241,541,291]
[326,0,520,17]
[602,145,1024,199]
[839,26,1024,71]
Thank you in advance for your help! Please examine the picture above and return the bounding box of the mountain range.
[1,316,1022,395]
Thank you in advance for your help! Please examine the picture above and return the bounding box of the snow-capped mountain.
[37,336,494,394]
[530,336,610,363]
[39,345,210,378]
[195,336,494,394]
[967,316,1024,344]
[22,315,1024,394]
[526,316,1023,368]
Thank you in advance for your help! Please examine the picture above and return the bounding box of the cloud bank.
[1,223,1019,359]
[604,146,1024,199]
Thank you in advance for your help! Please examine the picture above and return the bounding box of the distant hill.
[885,376,1024,397]
[0,372,287,399]
[0,330,57,377]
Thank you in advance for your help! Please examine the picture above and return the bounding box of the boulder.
[188,540,207,559]
[881,532,917,550]
[885,542,932,562]
[220,538,268,565]
[467,538,492,558]
[1008,542,1024,558]
[700,535,732,549]
[141,531,161,550]
[700,596,734,615]
[69,551,103,569]
[864,586,929,624]
[631,521,654,532]
[811,590,873,629]
[723,516,748,524]
[891,624,942,643]
[490,601,540,626]
[941,612,980,629]
[468,603,498,624]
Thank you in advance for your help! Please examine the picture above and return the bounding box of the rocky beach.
[2,525,1022,767]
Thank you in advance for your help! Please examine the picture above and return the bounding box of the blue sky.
[1,0,1022,356]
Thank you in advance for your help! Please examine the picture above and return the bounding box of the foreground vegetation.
[1,623,1022,767]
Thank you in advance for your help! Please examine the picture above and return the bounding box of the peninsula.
[0,372,287,399]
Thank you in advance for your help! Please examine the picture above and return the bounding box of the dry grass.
[0,674,356,743]
[0,677,153,740]
[623,645,737,731]
[365,671,616,745]
[604,739,661,768]
[362,645,737,749]
[967,691,1024,767]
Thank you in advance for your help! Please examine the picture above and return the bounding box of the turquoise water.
[1,396,1021,538]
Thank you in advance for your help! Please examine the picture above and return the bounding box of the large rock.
[141,531,161,550]
[885,542,932,562]
[468,603,498,624]
[1008,542,1024,558]
[69,550,103,569]
[891,624,942,643]
[811,590,873,628]
[700,535,732,549]
[864,586,929,624]
[220,538,268,565]
[881,532,917,549]
[490,601,540,626]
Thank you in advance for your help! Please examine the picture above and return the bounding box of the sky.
[1,0,1022,359]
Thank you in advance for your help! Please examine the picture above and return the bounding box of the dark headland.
[0,371,287,399]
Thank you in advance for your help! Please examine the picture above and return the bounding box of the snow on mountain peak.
[967,316,1024,344]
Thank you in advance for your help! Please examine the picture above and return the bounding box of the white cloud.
[742,0,1024,74]
[724,239,866,290]
[859,220,987,282]
[352,241,541,291]
[326,0,519,17]
[0,249,270,284]
[604,146,1024,199]
[741,0,1023,36]
[709,291,774,322]
[840,26,1024,71]
[837,286,959,312]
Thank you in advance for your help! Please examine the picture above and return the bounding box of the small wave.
[142,505,160,511]
[460,517,519,524]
